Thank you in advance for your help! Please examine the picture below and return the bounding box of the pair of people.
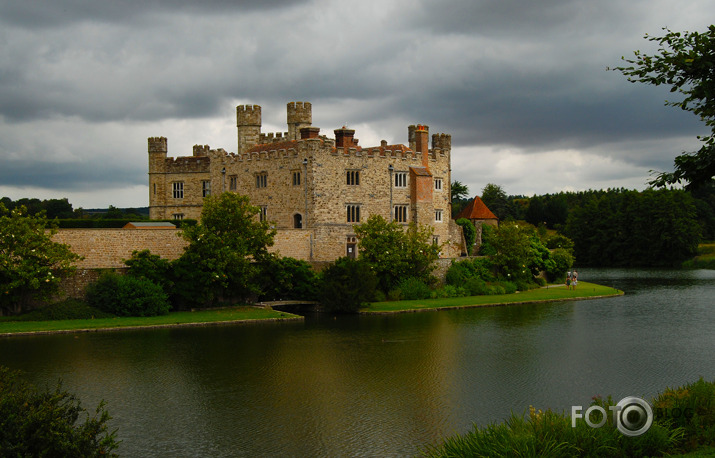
[566,270,578,290]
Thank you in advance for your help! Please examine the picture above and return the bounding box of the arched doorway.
[293,213,303,229]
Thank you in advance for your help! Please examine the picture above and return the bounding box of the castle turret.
[287,102,312,141]
[237,105,262,154]
[148,137,168,219]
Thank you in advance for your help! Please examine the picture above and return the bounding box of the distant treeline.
[0,197,149,220]
[454,183,715,268]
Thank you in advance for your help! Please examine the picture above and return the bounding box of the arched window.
[293,213,303,229]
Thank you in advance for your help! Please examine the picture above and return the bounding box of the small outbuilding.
[456,196,498,227]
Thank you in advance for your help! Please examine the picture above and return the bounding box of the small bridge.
[256,300,320,311]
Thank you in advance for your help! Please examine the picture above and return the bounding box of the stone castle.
[148,102,465,261]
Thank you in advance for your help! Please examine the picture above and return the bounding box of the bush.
[319,258,377,313]
[488,284,506,295]
[398,277,431,300]
[256,256,320,301]
[86,272,171,317]
[124,249,174,294]
[464,277,489,296]
[0,366,118,457]
[499,281,517,294]
[10,299,113,321]
[387,289,403,302]
[514,280,537,292]
[545,248,574,283]
[534,276,547,287]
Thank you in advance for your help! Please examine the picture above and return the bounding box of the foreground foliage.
[0,366,118,457]
[424,378,715,457]
[86,271,170,317]
[319,257,378,313]
[615,25,715,190]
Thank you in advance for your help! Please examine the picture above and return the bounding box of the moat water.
[1,268,714,456]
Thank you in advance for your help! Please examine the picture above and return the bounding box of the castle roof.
[244,140,300,154]
[457,196,498,221]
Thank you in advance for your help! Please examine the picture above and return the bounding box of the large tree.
[172,192,276,306]
[354,215,440,292]
[615,25,715,190]
[0,204,81,315]
[481,183,512,220]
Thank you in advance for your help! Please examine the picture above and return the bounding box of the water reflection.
[0,269,713,456]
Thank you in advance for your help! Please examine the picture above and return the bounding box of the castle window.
[153,184,156,195]
[433,236,439,245]
[346,204,361,223]
[173,213,184,220]
[435,210,443,222]
[434,178,443,191]
[172,181,184,199]
[394,205,408,223]
[292,171,301,186]
[346,170,360,186]
[293,213,303,229]
[259,205,268,222]
[229,175,238,191]
[202,180,211,197]
[256,172,268,188]
[394,172,407,188]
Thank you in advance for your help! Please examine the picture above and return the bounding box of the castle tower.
[287,102,312,141]
[237,105,262,154]
[148,137,168,219]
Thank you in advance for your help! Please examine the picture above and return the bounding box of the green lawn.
[362,281,622,313]
[0,307,302,335]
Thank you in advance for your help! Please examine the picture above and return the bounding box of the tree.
[451,180,470,217]
[481,183,512,220]
[615,25,715,190]
[0,366,118,457]
[0,204,82,315]
[172,192,276,307]
[319,257,378,313]
[354,215,440,292]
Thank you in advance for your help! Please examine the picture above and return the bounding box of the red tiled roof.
[457,196,498,220]
[244,140,300,154]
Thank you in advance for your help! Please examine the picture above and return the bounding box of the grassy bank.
[362,281,622,313]
[683,242,715,269]
[423,377,715,457]
[0,306,301,335]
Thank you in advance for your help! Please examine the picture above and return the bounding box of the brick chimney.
[300,127,320,139]
[334,127,356,148]
[414,124,430,168]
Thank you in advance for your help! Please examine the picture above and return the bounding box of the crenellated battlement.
[193,144,210,157]
[432,133,452,151]
[287,102,312,124]
[259,132,290,143]
[236,105,261,126]
[148,136,167,153]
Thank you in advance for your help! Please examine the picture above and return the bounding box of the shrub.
[124,249,174,293]
[445,260,474,286]
[319,258,377,313]
[398,277,432,300]
[499,281,517,294]
[534,276,547,287]
[464,277,489,296]
[256,255,320,301]
[0,366,118,457]
[515,280,537,292]
[545,248,574,283]
[86,272,171,317]
[488,284,506,295]
[11,299,113,321]
[387,288,403,302]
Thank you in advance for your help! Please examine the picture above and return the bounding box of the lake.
[1,268,713,456]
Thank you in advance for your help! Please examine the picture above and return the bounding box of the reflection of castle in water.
[148,102,465,261]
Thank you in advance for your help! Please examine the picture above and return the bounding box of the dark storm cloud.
[1,0,713,206]
[0,0,306,28]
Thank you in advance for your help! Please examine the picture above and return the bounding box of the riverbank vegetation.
[423,377,715,457]
[364,281,620,313]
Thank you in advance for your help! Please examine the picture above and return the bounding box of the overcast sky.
[1,0,712,209]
